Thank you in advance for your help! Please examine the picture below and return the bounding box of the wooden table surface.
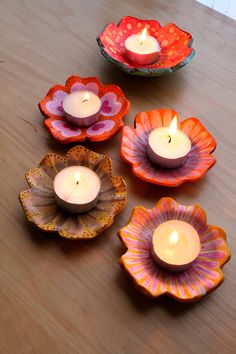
[1,0,236,353]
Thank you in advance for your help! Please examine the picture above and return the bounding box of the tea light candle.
[147,116,191,168]
[151,220,201,272]
[62,91,101,127]
[124,28,161,65]
[53,166,101,213]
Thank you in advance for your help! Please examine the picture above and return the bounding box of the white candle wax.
[53,166,101,213]
[147,116,191,168]
[62,91,101,127]
[151,220,201,272]
[124,28,161,65]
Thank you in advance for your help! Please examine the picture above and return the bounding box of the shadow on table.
[43,130,122,162]
[112,153,212,207]
[127,172,211,202]
[22,214,111,259]
[97,58,186,96]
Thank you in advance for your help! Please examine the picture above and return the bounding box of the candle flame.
[82,92,90,102]
[74,172,81,185]
[139,28,147,45]
[169,230,179,244]
[168,116,178,136]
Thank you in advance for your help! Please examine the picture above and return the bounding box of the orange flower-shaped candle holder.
[97,16,195,76]
[121,109,216,187]
[19,146,127,239]
[39,76,130,143]
[118,198,230,302]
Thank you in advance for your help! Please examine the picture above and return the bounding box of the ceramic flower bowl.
[97,16,195,76]
[118,198,230,302]
[19,146,127,239]
[39,76,130,143]
[120,108,216,187]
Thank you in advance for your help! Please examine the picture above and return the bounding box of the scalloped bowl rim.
[97,20,196,76]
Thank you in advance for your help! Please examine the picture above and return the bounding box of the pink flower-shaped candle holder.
[97,16,195,76]
[121,108,216,187]
[19,146,127,239]
[118,198,230,302]
[39,76,130,143]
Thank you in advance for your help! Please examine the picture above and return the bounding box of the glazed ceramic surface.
[97,16,195,76]
[118,198,230,302]
[120,108,216,187]
[19,146,127,239]
[39,76,130,143]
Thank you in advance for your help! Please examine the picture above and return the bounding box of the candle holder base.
[39,75,130,144]
[19,146,127,240]
[121,108,217,187]
[97,16,195,77]
[118,198,230,302]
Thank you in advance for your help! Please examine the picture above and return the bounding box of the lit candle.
[53,166,101,213]
[151,220,201,272]
[124,28,161,65]
[147,116,191,168]
[62,91,101,127]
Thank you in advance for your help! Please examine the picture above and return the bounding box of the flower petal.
[19,188,63,230]
[45,90,67,116]
[121,126,146,165]
[119,206,156,250]
[70,82,99,95]
[51,120,82,138]
[101,92,122,116]
[181,118,216,154]
[44,117,85,144]
[157,23,192,48]
[39,153,66,180]
[25,167,53,192]
[86,120,115,136]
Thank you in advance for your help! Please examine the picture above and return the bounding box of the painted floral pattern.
[97,16,195,76]
[39,76,130,143]
[101,92,122,116]
[19,146,127,239]
[86,120,115,136]
[118,198,230,302]
[45,90,67,116]
[120,108,216,187]
[51,120,82,138]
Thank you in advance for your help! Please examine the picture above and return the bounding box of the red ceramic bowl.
[39,76,130,143]
[97,16,195,76]
[120,108,216,187]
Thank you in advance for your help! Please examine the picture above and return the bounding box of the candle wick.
[167,134,172,143]
[76,181,79,185]
[82,99,88,103]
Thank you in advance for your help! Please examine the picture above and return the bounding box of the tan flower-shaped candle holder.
[19,146,127,239]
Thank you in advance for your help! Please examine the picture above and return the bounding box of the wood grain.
[0,0,236,353]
